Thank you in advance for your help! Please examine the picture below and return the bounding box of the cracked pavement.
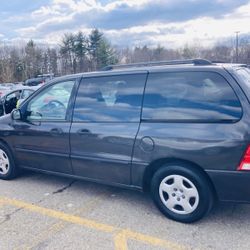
[52,180,76,195]
[1,171,250,249]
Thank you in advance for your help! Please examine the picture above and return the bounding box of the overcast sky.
[0,0,250,48]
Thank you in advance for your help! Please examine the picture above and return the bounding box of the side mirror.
[11,109,22,120]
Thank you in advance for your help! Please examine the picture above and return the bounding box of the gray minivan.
[0,59,250,223]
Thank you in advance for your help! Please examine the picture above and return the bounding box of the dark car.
[24,77,45,86]
[24,74,54,87]
[1,59,250,223]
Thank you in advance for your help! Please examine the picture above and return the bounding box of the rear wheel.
[151,164,214,223]
[0,142,18,180]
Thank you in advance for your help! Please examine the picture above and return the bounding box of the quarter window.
[235,68,250,102]
[142,72,242,122]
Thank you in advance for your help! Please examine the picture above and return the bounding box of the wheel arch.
[0,139,16,160]
[0,138,12,149]
[142,157,217,199]
[0,137,19,179]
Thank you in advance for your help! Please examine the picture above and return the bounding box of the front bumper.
[207,170,250,203]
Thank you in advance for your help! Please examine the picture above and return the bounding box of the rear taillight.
[238,146,250,171]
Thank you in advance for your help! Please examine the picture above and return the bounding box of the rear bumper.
[206,170,250,203]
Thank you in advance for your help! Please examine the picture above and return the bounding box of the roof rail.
[102,58,212,71]
[236,64,248,67]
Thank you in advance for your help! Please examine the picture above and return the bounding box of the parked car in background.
[1,83,15,89]
[24,74,54,87]
[0,86,10,98]
[1,59,250,223]
[0,87,36,116]
[24,77,45,86]
[37,73,54,81]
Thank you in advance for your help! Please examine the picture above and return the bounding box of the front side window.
[143,72,242,122]
[73,74,147,122]
[26,80,75,121]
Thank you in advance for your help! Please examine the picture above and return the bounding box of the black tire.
[151,164,214,223]
[0,142,18,180]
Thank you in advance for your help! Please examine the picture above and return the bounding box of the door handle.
[50,128,63,136]
[77,129,91,136]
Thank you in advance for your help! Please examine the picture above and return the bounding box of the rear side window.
[142,72,242,122]
[73,74,147,122]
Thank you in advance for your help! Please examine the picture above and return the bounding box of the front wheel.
[0,142,18,180]
[151,164,214,223]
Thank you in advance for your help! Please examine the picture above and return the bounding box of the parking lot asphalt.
[0,171,250,250]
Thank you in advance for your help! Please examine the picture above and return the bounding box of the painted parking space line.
[17,196,109,250]
[114,230,128,250]
[0,196,114,232]
[115,229,185,250]
[0,196,188,250]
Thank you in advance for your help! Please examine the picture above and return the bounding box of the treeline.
[60,29,117,75]
[120,42,250,65]
[0,28,250,83]
[0,29,117,82]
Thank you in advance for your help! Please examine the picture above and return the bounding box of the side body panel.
[132,68,250,201]
[70,72,148,185]
[70,123,140,184]
[0,76,80,174]
[12,120,72,174]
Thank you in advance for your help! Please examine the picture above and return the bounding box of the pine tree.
[25,40,36,78]
[89,29,117,70]
[60,34,76,74]
[97,38,118,68]
[74,31,88,72]
[89,29,103,70]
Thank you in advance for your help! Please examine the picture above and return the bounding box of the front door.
[12,79,77,174]
[70,72,147,185]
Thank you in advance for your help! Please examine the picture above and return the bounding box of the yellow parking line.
[18,196,108,250]
[0,196,188,250]
[114,229,186,250]
[122,229,186,250]
[114,230,128,250]
[0,196,114,233]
